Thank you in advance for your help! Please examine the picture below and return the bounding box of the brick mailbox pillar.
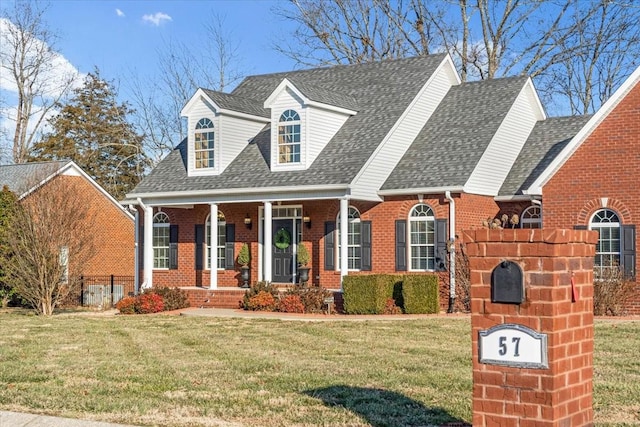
[462,229,598,427]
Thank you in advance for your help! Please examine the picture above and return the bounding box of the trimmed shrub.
[136,292,165,314]
[343,275,388,314]
[402,274,439,314]
[278,294,305,313]
[242,281,279,310]
[115,296,137,314]
[283,285,333,313]
[247,291,277,311]
[343,274,404,314]
[151,287,190,311]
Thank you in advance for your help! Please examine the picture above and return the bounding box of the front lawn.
[0,312,637,426]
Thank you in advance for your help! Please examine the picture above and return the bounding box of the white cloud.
[116,8,125,17]
[142,12,172,26]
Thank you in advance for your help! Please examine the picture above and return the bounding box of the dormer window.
[195,118,215,169]
[278,110,301,164]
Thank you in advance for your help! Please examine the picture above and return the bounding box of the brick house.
[125,55,638,312]
[0,161,135,278]
[522,65,640,314]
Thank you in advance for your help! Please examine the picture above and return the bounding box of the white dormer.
[264,78,358,172]
[181,88,270,177]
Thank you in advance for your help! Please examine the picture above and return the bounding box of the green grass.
[0,312,638,426]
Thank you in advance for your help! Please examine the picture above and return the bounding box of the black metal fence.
[78,275,136,308]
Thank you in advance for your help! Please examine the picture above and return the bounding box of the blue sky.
[44,0,298,83]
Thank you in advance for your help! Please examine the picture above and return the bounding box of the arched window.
[278,109,301,164]
[206,211,226,270]
[409,204,435,271]
[195,118,215,169]
[153,212,170,269]
[590,209,621,276]
[520,206,542,229]
[337,207,361,270]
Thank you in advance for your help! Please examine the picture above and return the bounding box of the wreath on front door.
[274,228,291,249]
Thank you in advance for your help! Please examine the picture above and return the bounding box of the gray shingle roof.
[498,115,592,196]
[381,76,529,191]
[286,77,359,111]
[201,89,269,118]
[0,161,69,196]
[131,54,448,195]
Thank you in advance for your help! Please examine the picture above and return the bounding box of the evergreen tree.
[0,186,18,307]
[30,69,148,200]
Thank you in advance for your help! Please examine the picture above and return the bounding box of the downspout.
[445,191,456,313]
[128,204,140,295]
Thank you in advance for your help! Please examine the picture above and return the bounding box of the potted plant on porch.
[297,242,311,285]
[237,243,251,288]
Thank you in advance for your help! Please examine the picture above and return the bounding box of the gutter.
[378,186,465,197]
[128,204,140,295]
[445,191,456,313]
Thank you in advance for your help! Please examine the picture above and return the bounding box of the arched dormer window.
[205,211,226,270]
[153,212,170,269]
[337,207,361,270]
[590,209,621,277]
[409,204,435,271]
[520,206,542,229]
[195,118,215,169]
[278,110,301,164]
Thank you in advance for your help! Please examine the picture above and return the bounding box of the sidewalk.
[0,411,138,427]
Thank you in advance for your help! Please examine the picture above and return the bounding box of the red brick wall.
[543,82,640,314]
[465,228,597,426]
[145,193,502,310]
[57,175,134,276]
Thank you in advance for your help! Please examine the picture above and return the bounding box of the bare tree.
[0,1,78,163]
[128,13,245,165]
[0,169,96,315]
[275,0,640,114]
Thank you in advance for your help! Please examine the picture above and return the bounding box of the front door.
[273,219,294,283]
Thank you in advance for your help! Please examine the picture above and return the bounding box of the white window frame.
[205,212,226,270]
[153,212,170,270]
[194,118,215,169]
[590,209,621,276]
[277,109,301,164]
[520,205,542,229]
[408,204,436,271]
[337,207,362,271]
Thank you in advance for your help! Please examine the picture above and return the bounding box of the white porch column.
[339,198,349,288]
[143,205,154,289]
[263,201,273,282]
[210,203,218,289]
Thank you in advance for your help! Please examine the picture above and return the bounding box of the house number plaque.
[478,324,548,369]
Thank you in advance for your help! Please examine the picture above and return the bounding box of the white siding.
[219,115,267,173]
[350,58,459,200]
[306,107,350,167]
[464,80,545,196]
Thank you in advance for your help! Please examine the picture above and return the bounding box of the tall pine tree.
[30,69,148,200]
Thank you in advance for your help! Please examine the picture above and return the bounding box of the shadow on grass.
[304,385,470,427]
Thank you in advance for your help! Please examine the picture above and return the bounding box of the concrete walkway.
[0,411,137,427]
[179,307,470,321]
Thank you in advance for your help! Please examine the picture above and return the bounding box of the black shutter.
[621,225,636,280]
[361,220,372,271]
[225,224,235,270]
[395,220,407,271]
[574,225,588,230]
[169,225,179,270]
[195,224,204,270]
[325,221,335,271]
[435,219,448,272]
